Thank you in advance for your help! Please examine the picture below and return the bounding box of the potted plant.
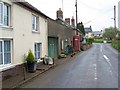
[26,49,37,73]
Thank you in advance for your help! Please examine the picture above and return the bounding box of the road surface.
[20,43,118,88]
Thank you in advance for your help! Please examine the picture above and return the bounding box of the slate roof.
[84,26,92,33]
[92,31,102,35]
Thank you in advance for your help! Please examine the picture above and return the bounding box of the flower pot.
[27,61,37,73]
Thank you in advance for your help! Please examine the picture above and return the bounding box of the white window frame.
[0,40,12,66]
[34,43,41,60]
[0,2,3,25]
[32,15,39,32]
[0,40,3,65]
[0,2,10,27]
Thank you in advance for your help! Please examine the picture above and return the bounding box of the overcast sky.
[26,0,119,31]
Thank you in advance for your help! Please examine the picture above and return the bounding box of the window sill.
[0,25,13,28]
[32,30,40,34]
[0,64,16,72]
[0,25,13,30]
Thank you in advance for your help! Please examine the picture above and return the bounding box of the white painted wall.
[0,1,48,65]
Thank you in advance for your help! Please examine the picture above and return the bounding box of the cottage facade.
[48,18,75,58]
[84,26,93,38]
[0,0,48,78]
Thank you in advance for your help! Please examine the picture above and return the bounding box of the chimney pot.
[71,16,75,27]
[65,18,70,25]
[56,8,63,20]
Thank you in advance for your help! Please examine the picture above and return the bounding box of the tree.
[77,22,85,35]
[103,27,120,40]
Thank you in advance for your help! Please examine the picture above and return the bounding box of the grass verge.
[111,40,120,52]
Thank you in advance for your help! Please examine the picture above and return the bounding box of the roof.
[84,26,92,33]
[15,2,49,19]
[15,2,83,34]
[56,18,81,33]
[92,31,102,35]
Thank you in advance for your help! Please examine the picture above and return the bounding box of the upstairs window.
[0,3,3,24]
[0,2,10,26]
[32,15,39,32]
[4,4,9,26]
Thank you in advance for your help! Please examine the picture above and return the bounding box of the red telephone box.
[73,35,80,52]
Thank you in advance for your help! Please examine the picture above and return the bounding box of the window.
[0,41,3,64]
[34,43,41,59]
[4,4,9,26]
[0,2,10,26]
[0,40,12,65]
[0,3,3,24]
[32,15,39,31]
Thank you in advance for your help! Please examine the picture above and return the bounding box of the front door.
[48,37,58,58]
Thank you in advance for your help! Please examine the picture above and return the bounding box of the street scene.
[0,0,120,89]
[20,43,118,88]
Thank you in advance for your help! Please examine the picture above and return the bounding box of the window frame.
[0,2,10,26]
[0,40,12,66]
[32,14,39,32]
[0,40,3,65]
[0,2,3,25]
[34,43,41,60]
[3,3,10,26]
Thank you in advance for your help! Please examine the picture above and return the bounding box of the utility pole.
[75,0,78,35]
[62,0,64,12]
[114,5,116,29]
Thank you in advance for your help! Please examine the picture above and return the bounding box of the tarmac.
[2,53,80,89]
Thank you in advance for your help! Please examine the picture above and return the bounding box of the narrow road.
[20,43,118,88]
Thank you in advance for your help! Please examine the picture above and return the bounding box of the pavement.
[2,51,81,89]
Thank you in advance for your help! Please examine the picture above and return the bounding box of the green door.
[48,37,58,58]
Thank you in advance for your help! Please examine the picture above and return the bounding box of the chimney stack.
[65,18,70,25]
[56,8,63,20]
[71,16,75,27]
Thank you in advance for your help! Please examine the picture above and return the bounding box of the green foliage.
[112,40,120,52]
[107,40,112,43]
[86,38,94,44]
[77,22,85,35]
[26,49,35,63]
[94,36,102,39]
[93,39,103,43]
[103,27,119,40]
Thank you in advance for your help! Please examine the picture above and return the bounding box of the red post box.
[73,35,80,52]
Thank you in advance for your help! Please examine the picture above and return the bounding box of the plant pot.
[27,61,37,73]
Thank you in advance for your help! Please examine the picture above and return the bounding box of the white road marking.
[109,68,114,77]
[103,55,116,78]
[94,77,97,80]
[110,70,112,74]
[93,64,97,80]
[103,55,112,66]
[103,55,109,60]
[93,64,96,67]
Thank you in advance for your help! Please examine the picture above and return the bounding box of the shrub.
[112,40,120,52]
[93,39,103,43]
[86,38,94,44]
[107,40,112,43]
[26,49,35,63]
[94,36,102,39]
